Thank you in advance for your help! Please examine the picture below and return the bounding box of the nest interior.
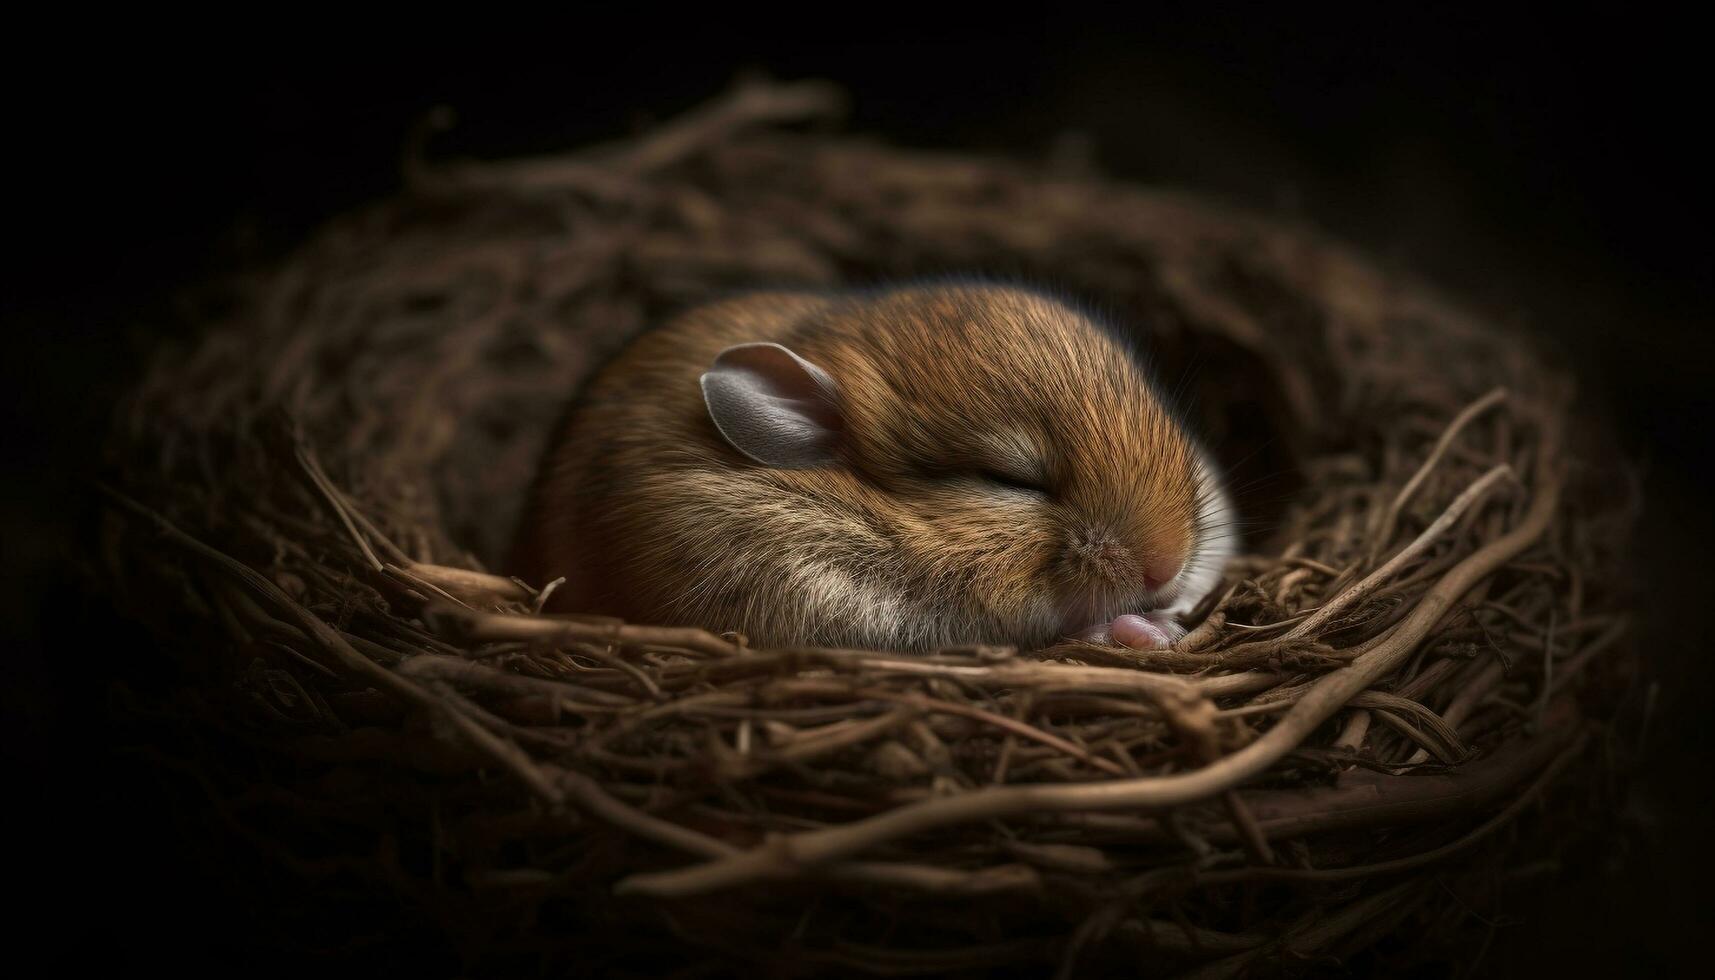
[102,82,1637,976]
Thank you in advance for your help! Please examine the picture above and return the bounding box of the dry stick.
[1367,387,1509,563]
[104,486,428,707]
[1350,691,1469,760]
[552,766,735,858]
[1222,612,1311,636]
[339,630,411,668]
[622,688,772,727]
[1284,556,1343,577]
[1406,660,1507,765]
[572,643,666,702]
[395,562,536,606]
[385,563,471,609]
[1238,685,1469,762]
[261,638,342,681]
[429,685,566,802]
[1368,709,1458,765]
[97,485,567,808]
[832,655,1281,700]
[554,767,1041,895]
[291,434,415,567]
[530,576,565,613]
[1274,567,1311,604]
[992,735,1018,783]
[298,443,525,609]
[439,610,1285,700]
[1072,636,1340,674]
[399,654,637,707]
[1150,681,1277,866]
[742,708,918,771]
[1220,791,1276,866]
[1395,656,1462,702]
[339,497,416,568]
[856,689,1128,778]
[1285,464,1516,642]
[1041,698,1579,845]
[616,447,1562,897]
[1199,727,1589,885]
[1175,609,1227,654]
[824,861,1041,896]
[429,604,743,659]
[293,439,385,572]
[1334,710,1372,751]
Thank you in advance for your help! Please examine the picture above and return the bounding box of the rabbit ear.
[700,342,843,468]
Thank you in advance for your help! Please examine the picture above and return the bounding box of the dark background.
[5,8,1708,976]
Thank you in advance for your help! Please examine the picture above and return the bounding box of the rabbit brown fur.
[513,283,1235,651]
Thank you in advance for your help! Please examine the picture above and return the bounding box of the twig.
[398,654,637,707]
[615,434,1562,897]
[293,437,386,572]
[1367,387,1508,561]
[1334,710,1372,752]
[1407,660,1507,765]
[857,688,1128,778]
[97,485,575,807]
[406,562,535,605]
[429,684,566,804]
[1199,726,1588,884]
[1286,464,1516,641]
[426,604,743,659]
[385,562,471,608]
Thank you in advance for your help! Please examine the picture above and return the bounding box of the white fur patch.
[1167,451,1238,617]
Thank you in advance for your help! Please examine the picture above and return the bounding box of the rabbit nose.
[1068,531,1126,569]
[1069,530,1182,593]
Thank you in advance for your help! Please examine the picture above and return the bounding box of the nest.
[101,81,1636,976]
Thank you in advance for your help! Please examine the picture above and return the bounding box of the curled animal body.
[514,282,1236,651]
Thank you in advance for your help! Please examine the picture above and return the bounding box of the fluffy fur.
[514,283,1235,650]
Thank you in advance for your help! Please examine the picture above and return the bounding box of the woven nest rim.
[100,80,1635,976]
